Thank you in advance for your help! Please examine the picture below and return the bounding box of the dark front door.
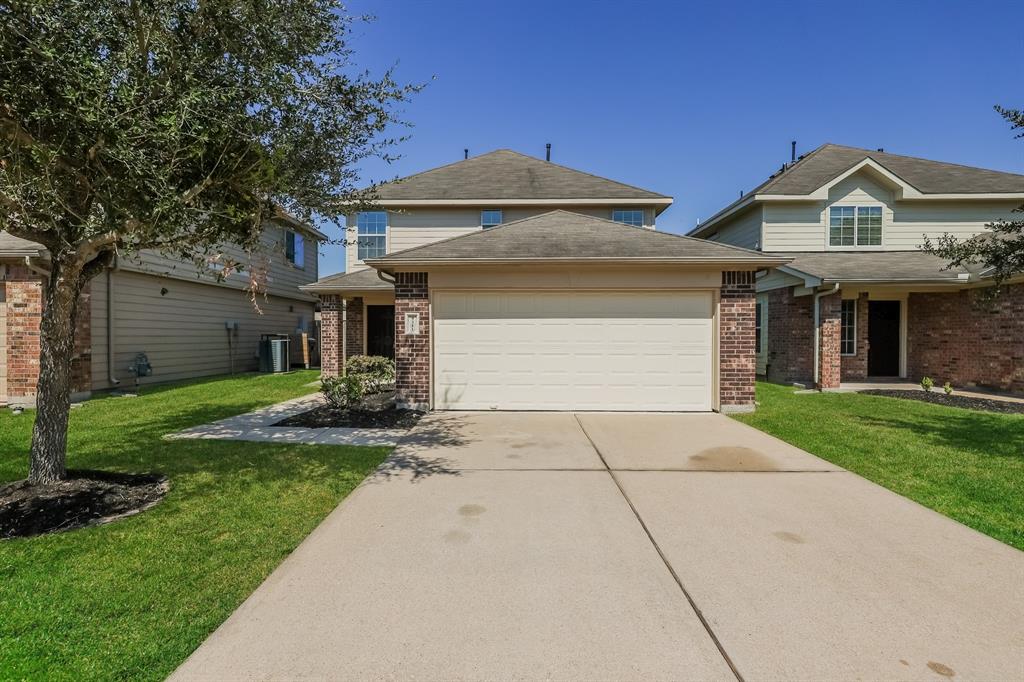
[868,300,901,377]
[366,305,395,358]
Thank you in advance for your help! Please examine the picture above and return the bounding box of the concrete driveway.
[172,412,1024,681]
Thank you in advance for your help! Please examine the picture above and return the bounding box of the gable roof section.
[692,143,1024,237]
[374,150,671,204]
[367,210,785,267]
[776,250,982,285]
[301,266,393,293]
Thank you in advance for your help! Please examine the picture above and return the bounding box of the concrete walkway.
[171,412,1024,681]
[165,394,407,446]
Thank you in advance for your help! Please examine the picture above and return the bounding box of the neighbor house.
[690,143,1024,393]
[303,149,783,413]
[0,214,324,407]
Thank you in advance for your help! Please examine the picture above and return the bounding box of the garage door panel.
[433,291,713,412]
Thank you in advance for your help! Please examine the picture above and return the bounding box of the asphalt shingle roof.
[368,210,784,265]
[0,231,44,257]
[302,267,394,292]
[375,150,670,201]
[777,250,982,283]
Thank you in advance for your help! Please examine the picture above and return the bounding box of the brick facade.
[719,271,757,411]
[394,272,430,409]
[840,293,870,382]
[345,297,364,361]
[908,283,1024,393]
[319,295,342,378]
[764,286,814,385]
[818,291,842,389]
[2,262,92,406]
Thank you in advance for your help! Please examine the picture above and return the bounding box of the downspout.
[812,283,840,390]
[23,256,50,278]
[106,255,121,386]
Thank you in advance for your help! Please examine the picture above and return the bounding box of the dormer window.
[481,209,502,229]
[612,209,645,227]
[829,206,882,247]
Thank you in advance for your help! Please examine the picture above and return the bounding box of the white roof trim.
[374,197,673,208]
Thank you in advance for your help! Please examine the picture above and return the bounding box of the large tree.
[0,0,418,483]
[924,106,1024,293]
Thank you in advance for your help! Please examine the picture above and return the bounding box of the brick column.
[345,296,364,360]
[818,291,842,389]
[719,271,756,412]
[319,295,342,377]
[394,272,430,409]
[5,264,43,406]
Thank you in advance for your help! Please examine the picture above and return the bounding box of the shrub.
[321,375,365,409]
[345,355,396,394]
[920,376,934,392]
[943,381,954,395]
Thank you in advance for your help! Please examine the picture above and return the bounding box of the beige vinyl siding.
[761,170,1020,252]
[121,221,318,301]
[0,282,6,404]
[346,205,659,272]
[91,269,315,390]
[704,205,763,250]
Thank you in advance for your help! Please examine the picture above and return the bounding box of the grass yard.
[0,371,390,681]
[736,381,1024,551]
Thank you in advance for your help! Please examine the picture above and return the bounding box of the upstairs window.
[612,209,644,227]
[481,209,502,229]
[285,230,305,268]
[829,206,882,247]
[356,211,387,261]
[841,299,857,356]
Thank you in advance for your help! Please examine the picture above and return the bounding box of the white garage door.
[433,290,713,411]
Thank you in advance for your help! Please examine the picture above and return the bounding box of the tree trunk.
[28,259,85,485]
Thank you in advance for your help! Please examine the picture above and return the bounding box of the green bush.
[921,376,934,392]
[943,381,954,395]
[345,355,396,394]
[321,375,364,408]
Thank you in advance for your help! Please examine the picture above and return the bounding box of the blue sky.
[320,0,1024,274]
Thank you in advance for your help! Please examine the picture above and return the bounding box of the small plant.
[321,375,365,409]
[345,355,396,394]
[920,376,934,392]
[943,381,954,395]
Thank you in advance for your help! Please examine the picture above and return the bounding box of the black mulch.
[274,391,424,429]
[860,390,1024,415]
[0,470,169,540]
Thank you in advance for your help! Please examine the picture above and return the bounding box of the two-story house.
[304,149,783,413]
[691,143,1024,393]
[0,214,324,407]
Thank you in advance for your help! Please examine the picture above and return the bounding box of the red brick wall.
[840,293,870,382]
[719,271,756,411]
[818,291,841,389]
[908,283,1024,393]
[345,297,364,360]
[764,286,814,385]
[2,263,91,404]
[320,295,341,378]
[394,272,430,408]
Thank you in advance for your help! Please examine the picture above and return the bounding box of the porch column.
[345,296,364,360]
[719,271,756,412]
[818,291,842,389]
[394,273,430,410]
[319,295,343,377]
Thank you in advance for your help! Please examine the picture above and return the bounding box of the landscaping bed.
[274,390,424,429]
[860,389,1024,415]
[0,470,168,539]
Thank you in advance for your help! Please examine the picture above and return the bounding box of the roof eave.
[372,197,673,208]
[367,256,789,269]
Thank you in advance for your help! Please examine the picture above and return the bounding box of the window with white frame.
[841,299,857,356]
[829,206,882,247]
[356,211,387,261]
[755,301,764,354]
[285,230,305,267]
[481,209,502,229]
[612,209,645,227]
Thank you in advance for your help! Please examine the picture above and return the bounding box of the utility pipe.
[812,283,840,390]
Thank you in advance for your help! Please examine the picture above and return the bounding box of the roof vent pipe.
[791,140,796,162]
[464,148,468,160]
[545,143,551,162]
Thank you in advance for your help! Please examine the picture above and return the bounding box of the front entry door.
[868,300,900,377]
[366,305,395,358]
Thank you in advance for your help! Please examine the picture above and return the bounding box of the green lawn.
[0,371,390,681]
[736,382,1024,551]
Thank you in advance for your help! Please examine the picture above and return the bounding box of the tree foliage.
[0,0,419,482]
[923,105,1024,294]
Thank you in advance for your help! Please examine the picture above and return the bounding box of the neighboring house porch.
[756,251,1024,393]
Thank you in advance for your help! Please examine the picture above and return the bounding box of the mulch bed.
[1,470,169,540]
[274,391,424,429]
[861,390,1024,415]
